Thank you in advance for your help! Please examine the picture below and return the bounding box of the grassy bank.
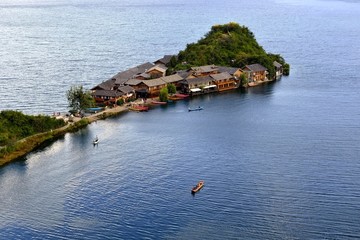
[0,106,128,167]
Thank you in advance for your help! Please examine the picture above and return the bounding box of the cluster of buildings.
[91,55,283,105]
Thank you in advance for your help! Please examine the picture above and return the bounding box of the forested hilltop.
[168,22,289,79]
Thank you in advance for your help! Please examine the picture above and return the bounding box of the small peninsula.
[0,22,289,166]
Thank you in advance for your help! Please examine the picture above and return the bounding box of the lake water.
[1,0,360,239]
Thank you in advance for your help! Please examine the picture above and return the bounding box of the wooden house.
[125,78,167,98]
[176,70,192,79]
[242,63,268,83]
[273,61,283,79]
[142,78,167,97]
[112,62,154,86]
[118,85,135,101]
[91,89,124,105]
[160,74,184,89]
[124,79,147,98]
[189,65,219,78]
[218,66,244,79]
[153,55,175,68]
[91,78,116,91]
[146,65,167,79]
[181,76,217,95]
[210,72,237,91]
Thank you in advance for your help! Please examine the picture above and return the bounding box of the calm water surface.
[1,0,360,239]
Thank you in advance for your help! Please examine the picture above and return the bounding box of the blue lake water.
[1,0,360,239]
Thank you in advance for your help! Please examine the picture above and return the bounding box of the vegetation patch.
[168,22,290,79]
[0,110,66,147]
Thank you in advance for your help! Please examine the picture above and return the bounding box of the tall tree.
[159,87,169,102]
[66,85,95,113]
[167,83,176,94]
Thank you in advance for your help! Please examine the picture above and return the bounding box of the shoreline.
[0,81,274,167]
[0,105,128,167]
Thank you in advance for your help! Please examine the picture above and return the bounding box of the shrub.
[159,87,169,102]
[167,84,176,94]
[117,99,124,105]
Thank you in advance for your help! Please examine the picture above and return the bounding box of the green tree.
[167,83,176,94]
[159,87,169,102]
[283,63,290,76]
[116,99,124,106]
[240,73,248,87]
[66,85,95,113]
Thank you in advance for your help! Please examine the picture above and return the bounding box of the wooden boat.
[174,93,189,99]
[129,105,149,112]
[150,101,167,105]
[168,96,183,101]
[188,106,203,112]
[191,180,204,194]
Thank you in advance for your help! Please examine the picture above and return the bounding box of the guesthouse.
[181,76,217,95]
[153,55,175,68]
[210,72,238,91]
[112,62,154,86]
[189,65,219,78]
[242,63,268,84]
[146,65,167,79]
[91,89,124,105]
[160,74,184,90]
[273,61,283,79]
[142,78,167,97]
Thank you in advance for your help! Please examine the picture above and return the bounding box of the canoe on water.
[188,106,203,112]
[191,180,204,194]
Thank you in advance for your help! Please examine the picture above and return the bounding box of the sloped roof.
[244,63,267,72]
[210,72,233,81]
[176,70,192,79]
[125,79,143,86]
[191,65,218,74]
[142,78,166,87]
[160,74,183,83]
[118,85,134,94]
[113,62,154,85]
[91,89,123,98]
[185,76,213,85]
[273,61,282,68]
[218,66,240,75]
[135,72,151,79]
[147,65,167,73]
[154,55,175,65]
[91,78,116,91]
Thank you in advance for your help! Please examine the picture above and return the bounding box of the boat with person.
[93,136,99,145]
[191,180,204,194]
[188,106,203,112]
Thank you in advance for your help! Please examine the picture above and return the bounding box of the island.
[0,22,289,166]
[90,22,289,105]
